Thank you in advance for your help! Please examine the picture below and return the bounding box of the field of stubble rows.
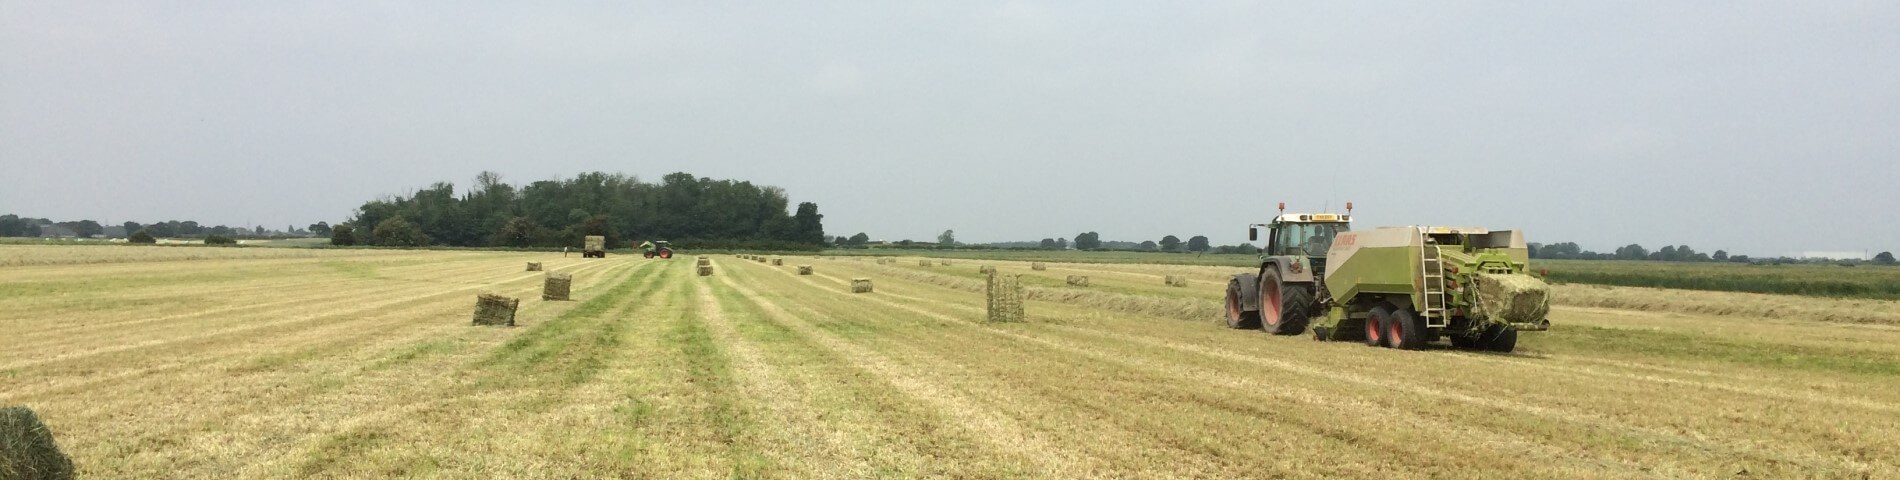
[2,245,1897,478]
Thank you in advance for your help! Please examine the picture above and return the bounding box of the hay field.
[4,247,1898,478]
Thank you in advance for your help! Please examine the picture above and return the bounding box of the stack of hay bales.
[1165,275,1189,287]
[986,272,1026,322]
[979,265,996,274]
[525,262,543,272]
[1066,275,1090,287]
[473,294,519,326]
[851,278,874,293]
[919,260,932,267]
[0,406,74,480]
[698,265,714,276]
[797,265,813,275]
[772,258,784,266]
[1031,262,1047,271]
[542,273,572,301]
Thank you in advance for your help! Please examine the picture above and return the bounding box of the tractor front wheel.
[1224,275,1261,329]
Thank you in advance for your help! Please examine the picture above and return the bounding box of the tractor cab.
[1250,203,1353,258]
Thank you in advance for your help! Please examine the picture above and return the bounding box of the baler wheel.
[1485,327,1519,353]
[1365,306,1391,347]
[1388,309,1426,350]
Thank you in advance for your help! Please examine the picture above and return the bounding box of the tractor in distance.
[1224,203,1551,352]
[642,240,674,259]
[582,235,607,258]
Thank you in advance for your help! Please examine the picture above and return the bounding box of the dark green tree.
[1876,251,1896,265]
[331,224,356,246]
[1039,238,1057,249]
[849,232,870,247]
[204,235,237,245]
[1187,235,1211,252]
[372,218,428,247]
[1159,235,1182,252]
[494,216,542,248]
[793,202,825,244]
[1073,232,1101,250]
[129,229,157,244]
[1138,240,1158,251]
[938,229,956,246]
[308,221,332,237]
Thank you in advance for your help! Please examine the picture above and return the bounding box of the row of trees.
[1,214,298,239]
[339,171,826,249]
[1532,241,1897,265]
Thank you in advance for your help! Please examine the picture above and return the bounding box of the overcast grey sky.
[4,1,1896,256]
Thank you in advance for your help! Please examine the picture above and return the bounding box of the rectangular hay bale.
[525,262,543,271]
[851,278,874,293]
[473,293,519,326]
[1165,275,1188,287]
[1031,262,1047,271]
[1066,275,1090,287]
[919,260,932,267]
[698,265,714,276]
[979,265,995,274]
[772,258,784,266]
[986,272,1026,322]
[797,265,813,275]
[542,273,572,301]
[696,258,711,266]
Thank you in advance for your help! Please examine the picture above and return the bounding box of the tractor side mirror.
[1248,227,1258,242]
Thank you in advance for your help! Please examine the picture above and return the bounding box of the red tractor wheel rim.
[1263,281,1282,325]
[660,250,672,259]
[1389,319,1404,348]
[1366,315,1380,343]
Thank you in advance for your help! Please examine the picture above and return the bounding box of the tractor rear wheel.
[1365,306,1391,347]
[1259,271,1312,336]
[659,249,673,259]
[1224,275,1262,329]
[1387,308,1427,350]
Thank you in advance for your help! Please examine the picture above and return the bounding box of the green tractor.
[641,240,674,259]
[1225,203,1550,352]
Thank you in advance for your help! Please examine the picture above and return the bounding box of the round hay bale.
[698,265,714,276]
[542,273,572,301]
[1165,275,1188,287]
[1065,275,1090,287]
[525,262,543,272]
[0,406,74,480]
[473,293,520,326]
[797,265,813,275]
[851,278,874,293]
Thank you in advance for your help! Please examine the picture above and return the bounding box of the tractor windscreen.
[1276,222,1350,257]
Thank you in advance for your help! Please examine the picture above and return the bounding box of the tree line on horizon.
[333,171,826,250]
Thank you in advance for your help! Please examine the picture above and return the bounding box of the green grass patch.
[1543,260,1900,300]
[1540,325,1900,376]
